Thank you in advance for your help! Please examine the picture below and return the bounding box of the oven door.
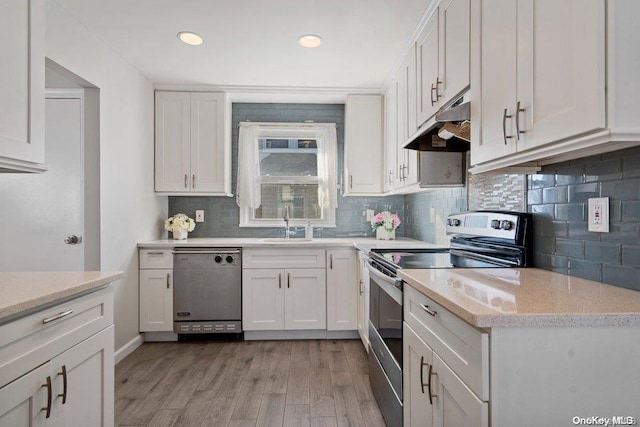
[367,259,403,403]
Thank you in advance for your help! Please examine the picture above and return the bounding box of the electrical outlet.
[195,210,205,222]
[365,209,375,221]
[588,197,609,232]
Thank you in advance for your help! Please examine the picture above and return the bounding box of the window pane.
[258,138,318,176]
[255,184,321,219]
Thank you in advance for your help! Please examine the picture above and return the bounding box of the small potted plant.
[165,213,195,240]
[371,211,401,240]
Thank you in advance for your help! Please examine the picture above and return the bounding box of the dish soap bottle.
[305,220,313,239]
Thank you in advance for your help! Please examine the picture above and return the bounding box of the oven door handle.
[366,260,401,288]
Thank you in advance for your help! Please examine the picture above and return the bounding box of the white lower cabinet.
[404,286,488,427]
[243,268,326,331]
[139,249,173,332]
[326,249,358,331]
[0,288,114,427]
[356,251,370,351]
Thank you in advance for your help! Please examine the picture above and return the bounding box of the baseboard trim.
[244,330,359,341]
[114,334,143,364]
[144,331,178,342]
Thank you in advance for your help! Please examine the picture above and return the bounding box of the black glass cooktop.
[372,249,454,269]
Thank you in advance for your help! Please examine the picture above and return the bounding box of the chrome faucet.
[283,205,291,239]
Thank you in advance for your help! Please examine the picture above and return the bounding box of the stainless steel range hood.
[403,94,470,152]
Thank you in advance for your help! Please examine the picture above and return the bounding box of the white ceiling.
[55,0,429,91]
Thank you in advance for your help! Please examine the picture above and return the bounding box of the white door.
[242,269,285,331]
[516,0,605,152]
[190,92,225,193]
[471,0,518,165]
[404,324,435,427]
[284,269,326,330]
[439,0,470,102]
[155,91,190,192]
[383,84,397,192]
[326,250,358,331]
[139,270,173,332]
[0,95,84,271]
[416,7,441,127]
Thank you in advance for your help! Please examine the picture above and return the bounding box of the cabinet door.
[155,91,191,192]
[344,95,384,195]
[395,65,408,190]
[416,8,441,127]
[284,269,326,330]
[403,324,435,427]
[242,269,285,331]
[515,0,605,152]
[50,326,114,427]
[190,92,228,193]
[326,250,358,331]
[383,84,398,192]
[139,269,173,332]
[439,0,470,102]
[395,53,420,190]
[471,0,518,165]
[357,252,370,350]
[0,0,45,170]
[432,353,488,427]
[0,362,50,427]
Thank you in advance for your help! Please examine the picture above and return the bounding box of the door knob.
[64,235,81,244]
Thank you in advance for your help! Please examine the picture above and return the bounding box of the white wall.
[46,0,168,350]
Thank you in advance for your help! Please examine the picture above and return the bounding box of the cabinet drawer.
[404,285,488,401]
[243,249,326,269]
[0,287,114,389]
[140,249,173,269]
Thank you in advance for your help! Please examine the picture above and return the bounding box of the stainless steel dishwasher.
[172,247,242,334]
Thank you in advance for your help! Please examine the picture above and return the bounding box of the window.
[237,124,337,227]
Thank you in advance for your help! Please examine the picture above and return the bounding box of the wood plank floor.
[115,339,386,427]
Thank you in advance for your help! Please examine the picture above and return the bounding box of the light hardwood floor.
[115,339,386,427]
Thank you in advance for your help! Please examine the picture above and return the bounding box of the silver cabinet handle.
[287,273,290,288]
[430,83,437,107]
[515,101,526,140]
[192,174,196,189]
[43,310,74,324]
[57,365,68,404]
[388,170,393,184]
[329,254,333,269]
[420,356,428,394]
[147,251,165,255]
[42,376,53,418]
[278,273,282,289]
[502,108,513,145]
[420,303,437,317]
[359,280,363,295]
[428,363,437,404]
[64,235,81,245]
[184,174,188,189]
[435,78,442,100]
[166,273,171,289]
[349,175,353,189]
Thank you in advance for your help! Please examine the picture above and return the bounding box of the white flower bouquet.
[165,213,195,239]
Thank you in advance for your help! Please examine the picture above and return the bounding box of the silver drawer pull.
[146,251,165,255]
[42,310,74,324]
[420,304,437,317]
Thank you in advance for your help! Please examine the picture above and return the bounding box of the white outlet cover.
[195,210,205,222]
[588,197,609,232]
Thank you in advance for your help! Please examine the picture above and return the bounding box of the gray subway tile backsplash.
[528,146,640,291]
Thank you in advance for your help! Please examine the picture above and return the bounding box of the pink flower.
[393,216,401,228]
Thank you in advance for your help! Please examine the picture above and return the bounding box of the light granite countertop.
[138,237,444,254]
[400,267,640,328]
[0,271,123,323]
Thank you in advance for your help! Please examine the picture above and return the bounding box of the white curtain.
[236,123,261,209]
[315,124,338,211]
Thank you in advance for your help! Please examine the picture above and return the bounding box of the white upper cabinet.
[470,0,640,172]
[384,83,398,193]
[395,51,420,191]
[155,91,232,195]
[0,0,45,173]
[417,0,470,129]
[344,95,384,195]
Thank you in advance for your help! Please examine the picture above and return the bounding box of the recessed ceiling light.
[298,34,323,48]
[177,31,204,46]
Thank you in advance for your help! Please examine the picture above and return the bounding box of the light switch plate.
[588,197,609,232]
[365,209,375,221]
[195,210,204,222]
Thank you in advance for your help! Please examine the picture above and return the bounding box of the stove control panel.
[446,212,524,240]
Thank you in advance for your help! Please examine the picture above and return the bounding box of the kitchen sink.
[260,238,314,243]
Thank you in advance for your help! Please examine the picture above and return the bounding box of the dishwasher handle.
[172,249,240,255]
